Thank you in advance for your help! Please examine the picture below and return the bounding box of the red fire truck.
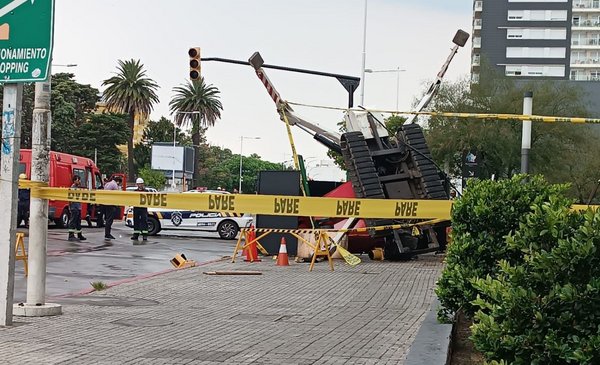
[19,149,126,226]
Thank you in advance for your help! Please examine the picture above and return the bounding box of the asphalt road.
[13,221,238,303]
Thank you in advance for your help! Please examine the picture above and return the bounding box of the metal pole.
[395,67,400,111]
[0,83,23,326]
[94,148,97,165]
[521,91,533,174]
[172,123,177,191]
[359,0,368,106]
[238,136,243,193]
[21,77,60,317]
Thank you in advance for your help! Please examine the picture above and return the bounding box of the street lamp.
[359,0,368,106]
[239,136,261,193]
[364,67,406,111]
[51,64,77,67]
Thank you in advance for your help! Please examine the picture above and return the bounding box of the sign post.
[0,0,56,324]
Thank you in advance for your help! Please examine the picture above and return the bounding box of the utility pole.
[0,83,23,326]
[15,77,62,317]
[521,91,533,174]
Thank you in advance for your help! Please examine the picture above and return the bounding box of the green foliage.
[133,116,192,170]
[137,166,166,190]
[195,144,282,192]
[436,175,568,320]
[471,199,600,364]
[52,73,101,152]
[70,113,129,175]
[102,59,159,182]
[169,78,223,186]
[90,281,107,291]
[425,66,600,202]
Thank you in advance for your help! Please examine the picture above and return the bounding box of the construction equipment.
[249,29,469,260]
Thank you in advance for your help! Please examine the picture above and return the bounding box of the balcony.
[471,73,480,84]
[472,54,481,66]
[573,1,600,11]
[570,74,600,81]
[570,58,600,67]
[572,19,600,27]
[474,1,482,12]
[571,38,600,48]
[474,18,482,30]
[473,37,481,48]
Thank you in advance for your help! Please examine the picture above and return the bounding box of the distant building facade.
[471,0,600,113]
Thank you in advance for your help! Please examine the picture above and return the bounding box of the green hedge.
[471,198,600,364]
[436,175,567,320]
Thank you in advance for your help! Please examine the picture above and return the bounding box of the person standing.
[131,177,149,241]
[17,173,30,228]
[103,175,122,240]
[68,175,86,242]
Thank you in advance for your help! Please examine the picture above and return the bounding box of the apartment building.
[472,0,600,84]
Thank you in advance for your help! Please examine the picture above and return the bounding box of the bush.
[471,199,600,364]
[436,175,567,320]
[137,166,166,190]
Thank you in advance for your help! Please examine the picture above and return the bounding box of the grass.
[90,281,107,291]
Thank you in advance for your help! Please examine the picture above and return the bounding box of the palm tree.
[169,78,223,186]
[102,59,159,183]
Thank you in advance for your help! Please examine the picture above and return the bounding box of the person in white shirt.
[103,176,121,240]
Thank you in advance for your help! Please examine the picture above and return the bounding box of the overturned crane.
[249,29,469,259]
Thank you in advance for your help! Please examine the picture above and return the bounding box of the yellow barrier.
[15,232,27,277]
[29,187,453,220]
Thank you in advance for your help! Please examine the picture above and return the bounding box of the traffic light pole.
[201,57,360,108]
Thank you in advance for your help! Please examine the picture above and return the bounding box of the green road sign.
[0,0,54,83]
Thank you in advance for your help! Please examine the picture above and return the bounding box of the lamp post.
[364,67,406,110]
[359,0,368,106]
[239,136,261,193]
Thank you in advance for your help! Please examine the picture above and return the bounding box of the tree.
[425,70,600,201]
[51,73,100,152]
[70,113,129,175]
[102,59,159,183]
[137,166,166,190]
[169,78,223,186]
[133,116,192,171]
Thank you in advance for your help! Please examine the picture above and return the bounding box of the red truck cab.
[19,149,125,226]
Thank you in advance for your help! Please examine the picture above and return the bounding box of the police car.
[125,190,252,239]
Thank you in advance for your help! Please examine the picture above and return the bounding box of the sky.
[52,0,473,181]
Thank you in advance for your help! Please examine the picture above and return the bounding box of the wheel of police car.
[217,220,239,240]
[147,216,161,236]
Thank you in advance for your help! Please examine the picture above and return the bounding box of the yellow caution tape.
[286,101,600,125]
[29,187,452,220]
[18,180,49,189]
[241,219,444,234]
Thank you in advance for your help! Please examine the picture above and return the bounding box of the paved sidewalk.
[0,254,443,364]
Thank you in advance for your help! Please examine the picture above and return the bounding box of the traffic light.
[188,47,201,81]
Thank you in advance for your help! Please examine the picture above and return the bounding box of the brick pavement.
[0,254,443,364]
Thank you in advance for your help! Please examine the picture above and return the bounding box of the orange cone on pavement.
[244,225,261,262]
[276,237,290,266]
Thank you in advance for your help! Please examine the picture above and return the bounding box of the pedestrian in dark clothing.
[17,173,30,228]
[68,175,86,242]
[103,176,122,240]
[131,177,149,241]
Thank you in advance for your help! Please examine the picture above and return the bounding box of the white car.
[124,190,252,239]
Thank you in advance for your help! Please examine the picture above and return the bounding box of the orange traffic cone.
[244,226,261,262]
[276,237,290,266]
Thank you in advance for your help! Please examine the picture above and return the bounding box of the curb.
[49,256,230,299]
[404,298,453,365]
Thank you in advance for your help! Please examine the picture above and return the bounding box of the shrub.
[471,199,600,364]
[436,175,568,320]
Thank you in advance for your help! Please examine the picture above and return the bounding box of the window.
[95,173,103,189]
[506,28,566,40]
[73,168,87,188]
[506,47,566,58]
[505,64,565,77]
[508,10,567,21]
